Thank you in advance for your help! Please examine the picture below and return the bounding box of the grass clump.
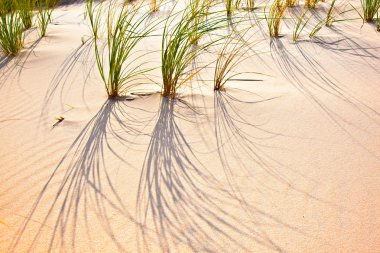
[36,0,57,37]
[265,0,287,37]
[360,0,380,21]
[87,0,156,99]
[150,0,161,12]
[19,0,35,30]
[226,0,241,16]
[293,9,310,41]
[188,0,213,45]
[214,35,247,90]
[305,0,319,9]
[246,0,255,10]
[161,5,225,97]
[286,0,298,7]
[0,0,25,56]
[309,19,324,38]
[325,0,337,26]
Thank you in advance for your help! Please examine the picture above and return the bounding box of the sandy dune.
[0,1,380,252]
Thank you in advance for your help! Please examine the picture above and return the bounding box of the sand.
[0,1,379,252]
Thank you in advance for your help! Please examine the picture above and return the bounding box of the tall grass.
[0,0,25,56]
[326,0,336,26]
[214,34,247,90]
[189,0,213,45]
[19,0,35,30]
[36,0,56,37]
[246,0,255,10]
[87,0,156,98]
[265,0,287,37]
[286,0,298,7]
[360,0,380,21]
[293,9,310,41]
[150,0,161,12]
[161,5,225,97]
[226,0,241,16]
[305,0,319,9]
[309,19,324,38]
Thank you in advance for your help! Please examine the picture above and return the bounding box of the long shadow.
[136,97,302,253]
[42,38,95,119]
[0,34,42,90]
[271,38,379,119]
[9,99,152,253]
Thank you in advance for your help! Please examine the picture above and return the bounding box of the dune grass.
[226,0,241,16]
[87,0,156,98]
[36,0,57,37]
[326,0,337,26]
[188,0,213,45]
[305,0,319,9]
[293,9,310,41]
[214,34,248,90]
[360,0,380,21]
[309,19,324,38]
[19,0,34,30]
[0,0,25,56]
[286,0,298,7]
[150,0,161,12]
[246,0,255,10]
[161,4,225,97]
[265,0,287,37]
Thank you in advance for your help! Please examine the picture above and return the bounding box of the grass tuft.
[265,0,287,37]
[161,4,225,97]
[214,34,248,90]
[305,0,319,9]
[0,0,25,56]
[19,0,34,30]
[286,0,298,7]
[360,0,380,21]
[36,0,57,37]
[87,0,156,99]
[293,9,310,41]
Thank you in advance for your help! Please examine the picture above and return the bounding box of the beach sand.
[0,1,379,252]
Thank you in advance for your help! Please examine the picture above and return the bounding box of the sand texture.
[0,1,380,252]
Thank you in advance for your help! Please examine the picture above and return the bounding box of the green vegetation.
[293,9,310,42]
[360,0,380,21]
[326,0,337,26]
[305,0,319,9]
[214,35,247,90]
[286,0,298,7]
[161,4,225,97]
[87,0,156,98]
[246,0,255,10]
[265,0,287,37]
[0,0,25,55]
[226,0,241,16]
[37,0,57,37]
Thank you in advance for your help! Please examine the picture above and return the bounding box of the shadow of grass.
[135,97,300,253]
[9,99,153,253]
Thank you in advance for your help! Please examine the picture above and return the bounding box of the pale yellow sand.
[0,1,380,252]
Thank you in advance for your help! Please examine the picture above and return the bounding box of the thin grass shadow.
[42,38,95,119]
[0,34,42,89]
[135,97,301,253]
[9,99,152,253]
